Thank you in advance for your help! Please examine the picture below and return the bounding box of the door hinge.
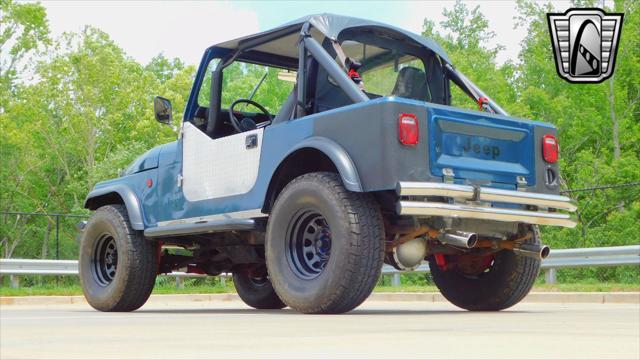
[177,123,184,139]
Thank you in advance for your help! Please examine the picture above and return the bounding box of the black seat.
[391,67,429,101]
[314,66,352,113]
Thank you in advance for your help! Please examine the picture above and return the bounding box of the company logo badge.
[547,8,623,83]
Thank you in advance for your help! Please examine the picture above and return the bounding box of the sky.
[39,0,586,66]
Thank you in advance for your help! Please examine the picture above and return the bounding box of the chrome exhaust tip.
[513,243,550,260]
[440,231,478,248]
[540,245,551,259]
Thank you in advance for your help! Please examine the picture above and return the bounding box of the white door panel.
[182,122,262,201]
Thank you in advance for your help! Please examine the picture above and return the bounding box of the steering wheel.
[228,99,272,133]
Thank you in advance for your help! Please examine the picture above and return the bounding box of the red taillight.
[542,134,559,163]
[398,113,419,146]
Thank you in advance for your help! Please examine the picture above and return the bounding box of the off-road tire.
[233,272,286,309]
[79,205,158,312]
[428,225,542,311]
[265,172,384,314]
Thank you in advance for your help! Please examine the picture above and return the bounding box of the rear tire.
[233,272,286,310]
[79,205,158,312]
[428,226,542,311]
[266,172,385,314]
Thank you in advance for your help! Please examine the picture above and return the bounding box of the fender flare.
[286,137,363,192]
[84,185,145,230]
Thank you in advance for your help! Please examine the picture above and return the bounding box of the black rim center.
[91,234,117,287]
[286,210,332,280]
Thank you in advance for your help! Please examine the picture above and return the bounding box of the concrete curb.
[368,292,640,304]
[1,292,638,306]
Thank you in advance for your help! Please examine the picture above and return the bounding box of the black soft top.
[210,13,451,64]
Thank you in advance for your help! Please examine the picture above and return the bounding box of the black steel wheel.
[91,234,118,286]
[79,205,158,312]
[266,172,384,314]
[286,211,332,280]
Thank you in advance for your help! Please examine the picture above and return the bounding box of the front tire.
[79,205,158,312]
[428,226,542,311]
[266,172,385,314]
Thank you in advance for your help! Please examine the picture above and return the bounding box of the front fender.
[84,184,145,230]
[288,136,362,192]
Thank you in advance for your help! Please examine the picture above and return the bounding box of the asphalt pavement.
[1,299,639,359]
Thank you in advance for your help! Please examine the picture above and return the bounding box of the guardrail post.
[55,215,60,286]
[545,268,557,284]
[391,273,401,287]
[175,277,184,289]
[55,215,60,260]
[220,275,226,288]
[10,275,19,288]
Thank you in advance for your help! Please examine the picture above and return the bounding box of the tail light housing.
[542,134,559,163]
[398,113,419,146]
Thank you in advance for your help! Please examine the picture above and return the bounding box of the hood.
[121,145,164,176]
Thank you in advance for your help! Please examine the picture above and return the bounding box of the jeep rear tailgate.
[427,107,539,186]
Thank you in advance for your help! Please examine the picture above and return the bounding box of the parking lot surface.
[1,299,639,359]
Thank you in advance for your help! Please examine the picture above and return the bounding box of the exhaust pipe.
[512,243,550,260]
[440,231,478,248]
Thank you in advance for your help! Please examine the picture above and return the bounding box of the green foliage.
[1,7,194,259]
[0,0,50,108]
[198,60,294,113]
[0,1,638,285]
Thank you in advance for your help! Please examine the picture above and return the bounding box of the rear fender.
[288,137,362,192]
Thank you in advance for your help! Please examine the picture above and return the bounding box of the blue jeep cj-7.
[79,14,577,314]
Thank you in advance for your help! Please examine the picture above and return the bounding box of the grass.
[0,284,84,297]
[374,283,640,293]
[0,283,234,297]
[1,282,638,297]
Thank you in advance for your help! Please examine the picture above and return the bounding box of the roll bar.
[444,64,509,116]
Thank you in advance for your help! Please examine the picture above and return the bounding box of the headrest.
[391,66,428,101]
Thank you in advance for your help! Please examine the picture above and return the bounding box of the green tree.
[0,0,50,109]
[1,25,193,259]
[422,1,519,113]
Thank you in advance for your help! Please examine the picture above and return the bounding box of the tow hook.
[75,221,88,243]
[76,221,88,232]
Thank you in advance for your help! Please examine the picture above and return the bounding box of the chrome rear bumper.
[396,182,577,228]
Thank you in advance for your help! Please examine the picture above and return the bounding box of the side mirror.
[154,96,173,125]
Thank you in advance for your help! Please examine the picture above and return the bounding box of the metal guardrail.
[1,245,638,285]
[379,245,640,273]
[381,245,640,285]
[0,259,208,278]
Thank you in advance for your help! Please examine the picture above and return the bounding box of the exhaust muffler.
[439,231,478,248]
